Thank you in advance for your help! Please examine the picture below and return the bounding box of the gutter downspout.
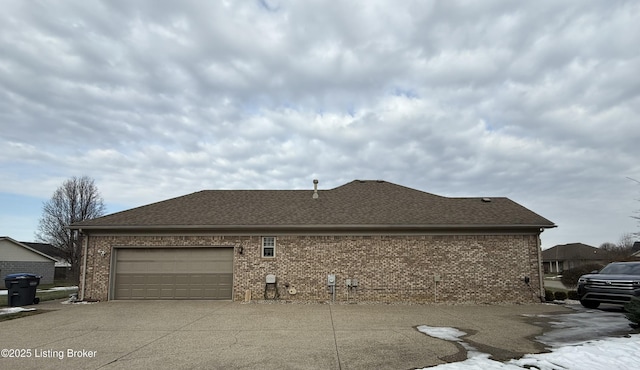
[536,231,545,302]
[79,231,88,301]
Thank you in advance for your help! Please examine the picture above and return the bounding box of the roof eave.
[70,223,556,233]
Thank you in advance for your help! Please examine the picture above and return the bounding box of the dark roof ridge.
[333,179,448,198]
[552,242,597,248]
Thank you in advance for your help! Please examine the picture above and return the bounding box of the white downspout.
[537,233,545,301]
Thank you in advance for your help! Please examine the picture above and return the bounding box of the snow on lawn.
[0,286,77,296]
[0,307,36,315]
[418,325,640,370]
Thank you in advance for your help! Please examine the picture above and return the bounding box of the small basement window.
[262,237,275,258]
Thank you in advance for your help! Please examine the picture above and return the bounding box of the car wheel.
[580,300,600,309]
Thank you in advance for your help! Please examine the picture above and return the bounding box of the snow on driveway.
[417,334,640,370]
[418,304,640,370]
[0,295,637,368]
[532,305,633,347]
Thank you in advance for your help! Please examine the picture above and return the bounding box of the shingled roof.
[70,180,555,232]
[542,243,603,261]
[21,242,66,260]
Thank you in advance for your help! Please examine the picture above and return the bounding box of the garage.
[113,247,233,300]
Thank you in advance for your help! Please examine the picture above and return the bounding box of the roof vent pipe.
[312,179,319,199]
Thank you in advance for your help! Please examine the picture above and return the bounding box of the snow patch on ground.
[417,335,640,370]
[417,326,487,359]
[0,307,36,315]
[417,326,467,342]
[61,297,96,305]
[418,320,640,370]
[513,336,640,370]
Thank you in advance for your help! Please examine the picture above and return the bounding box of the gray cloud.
[1,0,639,247]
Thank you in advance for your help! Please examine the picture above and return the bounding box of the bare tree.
[36,176,106,282]
[599,234,636,262]
[599,242,619,261]
[619,233,636,250]
[599,242,617,251]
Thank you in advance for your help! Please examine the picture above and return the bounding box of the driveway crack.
[329,304,342,370]
[96,302,235,369]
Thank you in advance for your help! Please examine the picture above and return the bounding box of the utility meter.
[266,274,276,284]
[327,274,336,286]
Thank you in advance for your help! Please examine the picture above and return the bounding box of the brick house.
[541,243,606,274]
[70,180,555,303]
[21,242,73,281]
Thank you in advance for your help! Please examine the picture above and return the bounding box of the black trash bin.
[4,273,41,307]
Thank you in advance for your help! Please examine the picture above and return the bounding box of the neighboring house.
[0,236,56,284]
[541,243,606,274]
[21,242,72,281]
[70,180,556,304]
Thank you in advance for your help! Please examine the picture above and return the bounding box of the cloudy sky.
[1,0,639,249]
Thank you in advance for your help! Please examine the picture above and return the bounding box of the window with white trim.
[262,237,275,258]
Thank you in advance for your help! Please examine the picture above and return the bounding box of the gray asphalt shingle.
[71,180,555,230]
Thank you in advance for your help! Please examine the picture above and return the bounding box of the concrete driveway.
[0,300,571,370]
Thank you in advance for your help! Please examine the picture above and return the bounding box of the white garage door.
[114,248,233,300]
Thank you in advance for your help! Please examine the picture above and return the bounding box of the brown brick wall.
[79,233,543,303]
